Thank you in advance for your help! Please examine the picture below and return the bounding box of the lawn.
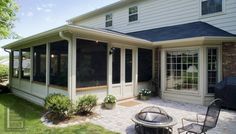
[0,93,118,134]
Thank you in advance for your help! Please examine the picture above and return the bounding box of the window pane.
[106,21,112,27]
[129,6,138,14]
[138,48,153,82]
[201,0,222,15]
[50,40,68,87]
[33,45,46,83]
[106,14,112,21]
[112,48,121,84]
[207,48,218,93]
[129,14,138,22]
[21,48,31,80]
[125,49,132,82]
[12,51,19,78]
[77,39,107,88]
[166,50,199,91]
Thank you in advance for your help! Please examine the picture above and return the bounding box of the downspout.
[4,48,11,89]
[59,31,73,101]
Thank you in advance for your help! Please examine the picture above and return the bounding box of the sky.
[0,0,119,56]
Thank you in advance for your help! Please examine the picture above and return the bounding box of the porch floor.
[91,97,236,134]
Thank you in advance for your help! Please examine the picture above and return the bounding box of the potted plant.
[138,89,152,100]
[104,95,116,109]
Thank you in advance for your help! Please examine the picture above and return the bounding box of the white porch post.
[71,34,77,102]
[107,43,112,95]
[46,43,50,96]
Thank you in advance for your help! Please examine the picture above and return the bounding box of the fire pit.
[131,106,177,134]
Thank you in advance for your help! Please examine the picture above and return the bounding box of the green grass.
[0,94,118,134]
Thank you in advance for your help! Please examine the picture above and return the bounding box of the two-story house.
[2,0,236,106]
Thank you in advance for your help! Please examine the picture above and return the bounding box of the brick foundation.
[222,42,236,78]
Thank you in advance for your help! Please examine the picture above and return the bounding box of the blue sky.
[0,0,119,56]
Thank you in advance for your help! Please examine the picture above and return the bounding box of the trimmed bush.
[44,94,71,120]
[0,65,8,82]
[76,95,98,115]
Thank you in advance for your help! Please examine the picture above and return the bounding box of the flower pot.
[104,103,116,109]
[140,95,150,100]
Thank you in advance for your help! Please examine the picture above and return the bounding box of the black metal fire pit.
[131,106,177,134]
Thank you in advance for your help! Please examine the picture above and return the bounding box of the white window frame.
[128,6,138,23]
[161,47,201,95]
[204,45,222,96]
[105,13,113,28]
[199,0,226,18]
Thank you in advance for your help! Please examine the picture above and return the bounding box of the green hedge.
[0,65,8,82]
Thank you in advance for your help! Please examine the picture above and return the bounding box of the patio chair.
[178,99,223,134]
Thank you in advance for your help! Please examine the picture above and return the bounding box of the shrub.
[76,95,98,115]
[104,95,116,104]
[139,89,152,96]
[44,94,71,120]
[0,65,8,82]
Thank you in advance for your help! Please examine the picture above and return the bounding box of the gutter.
[3,48,11,88]
[59,31,74,102]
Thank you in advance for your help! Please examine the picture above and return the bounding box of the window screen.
[50,40,68,87]
[76,39,107,88]
[21,48,31,80]
[12,50,19,78]
[138,48,153,82]
[33,44,46,83]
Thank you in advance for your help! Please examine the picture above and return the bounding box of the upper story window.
[201,0,223,16]
[129,6,138,22]
[105,13,112,27]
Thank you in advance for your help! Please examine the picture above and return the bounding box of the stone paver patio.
[91,97,236,134]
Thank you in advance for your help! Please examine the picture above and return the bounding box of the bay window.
[50,40,68,87]
[77,39,107,88]
[33,45,46,83]
[166,49,199,91]
[21,48,31,80]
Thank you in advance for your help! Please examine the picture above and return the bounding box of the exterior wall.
[74,0,236,34]
[222,42,236,78]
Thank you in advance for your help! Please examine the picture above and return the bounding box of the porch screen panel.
[12,50,20,78]
[50,40,68,87]
[77,39,107,88]
[21,48,31,80]
[138,48,153,82]
[33,45,46,83]
[112,48,121,84]
[125,49,132,83]
[166,50,199,91]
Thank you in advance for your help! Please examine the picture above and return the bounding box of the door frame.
[108,43,137,100]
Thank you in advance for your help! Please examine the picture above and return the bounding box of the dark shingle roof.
[127,21,236,42]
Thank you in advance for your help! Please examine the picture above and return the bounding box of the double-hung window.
[201,0,223,15]
[105,13,112,27]
[129,6,138,22]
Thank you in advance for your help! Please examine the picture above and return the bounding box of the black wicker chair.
[178,99,223,134]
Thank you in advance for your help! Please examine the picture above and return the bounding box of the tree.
[0,0,18,39]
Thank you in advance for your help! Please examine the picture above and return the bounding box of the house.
[2,0,236,106]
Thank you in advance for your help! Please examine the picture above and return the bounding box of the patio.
[91,97,236,134]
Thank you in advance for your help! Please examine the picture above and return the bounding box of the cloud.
[26,11,34,17]
[36,3,55,13]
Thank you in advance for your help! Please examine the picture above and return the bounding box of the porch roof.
[127,21,236,42]
[2,24,151,49]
